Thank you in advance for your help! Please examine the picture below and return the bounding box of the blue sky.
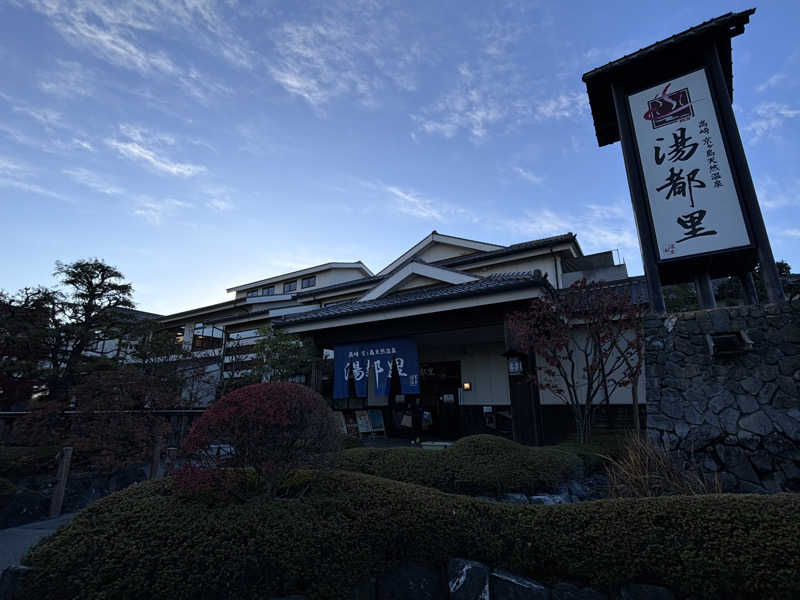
[1,1,798,315]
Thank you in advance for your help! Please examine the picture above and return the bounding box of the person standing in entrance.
[411,399,424,445]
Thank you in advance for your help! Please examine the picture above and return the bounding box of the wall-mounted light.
[507,356,523,375]
[462,381,472,391]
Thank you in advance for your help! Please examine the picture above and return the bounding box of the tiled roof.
[274,271,549,327]
[434,233,579,267]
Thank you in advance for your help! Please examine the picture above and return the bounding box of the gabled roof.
[226,261,373,293]
[375,231,503,276]
[273,271,549,327]
[582,9,755,147]
[435,232,581,267]
[359,261,479,302]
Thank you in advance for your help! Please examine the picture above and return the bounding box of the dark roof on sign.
[274,271,549,327]
[582,9,755,147]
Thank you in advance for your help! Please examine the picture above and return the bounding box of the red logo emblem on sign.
[644,83,694,129]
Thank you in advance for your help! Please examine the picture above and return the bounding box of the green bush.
[21,472,800,600]
[554,430,628,474]
[0,446,59,480]
[337,434,583,495]
[340,435,364,450]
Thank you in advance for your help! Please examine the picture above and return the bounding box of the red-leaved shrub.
[173,382,340,501]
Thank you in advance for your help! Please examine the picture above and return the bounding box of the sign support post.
[703,44,785,304]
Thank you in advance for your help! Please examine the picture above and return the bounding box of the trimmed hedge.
[337,434,586,494]
[22,472,800,599]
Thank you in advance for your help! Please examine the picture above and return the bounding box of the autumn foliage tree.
[174,382,340,500]
[12,368,174,471]
[507,280,645,443]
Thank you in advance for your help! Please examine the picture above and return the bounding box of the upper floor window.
[246,289,259,298]
[283,281,297,293]
[262,286,275,296]
[301,276,316,289]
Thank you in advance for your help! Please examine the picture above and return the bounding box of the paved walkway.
[0,514,75,571]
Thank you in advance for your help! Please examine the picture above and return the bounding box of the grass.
[20,471,800,600]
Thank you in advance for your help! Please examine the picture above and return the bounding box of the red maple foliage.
[506,280,645,443]
[173,381,340,501]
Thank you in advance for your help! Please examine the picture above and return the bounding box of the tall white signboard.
[628,69,751,260]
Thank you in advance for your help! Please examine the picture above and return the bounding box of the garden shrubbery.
[21,471,800,600]
[174,382,340,500]
[337,434,587,495]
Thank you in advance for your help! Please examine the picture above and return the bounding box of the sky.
[1,1,798,315]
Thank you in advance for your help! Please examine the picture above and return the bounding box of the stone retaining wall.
[645,302,800,492]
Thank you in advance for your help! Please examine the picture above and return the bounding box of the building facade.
[157,231,643,442]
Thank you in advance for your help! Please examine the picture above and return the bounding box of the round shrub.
[174,382,340,499]
[337,434,583,495]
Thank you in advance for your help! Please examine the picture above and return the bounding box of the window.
[227,329,259,340]
[283,281,297,293]
[246,289,259,298]
[192,323,224,351]
[301,276,316,289]
[262,286,275,296]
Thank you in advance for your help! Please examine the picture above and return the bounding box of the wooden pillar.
[694,272,717,309]
[704,45,785,304]
[740,271,759,305]
[49,447,73,518]
[611,82,667,315]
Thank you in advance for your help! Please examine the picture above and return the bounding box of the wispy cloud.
[268,1,421,109]
[12,105,63,128]
[498,200,639,259]
[38,59,94,97]
[512,166,544,185]
[756,175,800,210]
[22,0,243,103]
[106,124,205,177]
[355,179,477,222]
[745,102,800,143]
[533,91,588,120]
[203,186,235,212]
[63,167,123,195]
[133,197,193,226]
[756,73,786,93]
[0,157,71,202]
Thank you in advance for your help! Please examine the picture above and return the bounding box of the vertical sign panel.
[628,69,750,260]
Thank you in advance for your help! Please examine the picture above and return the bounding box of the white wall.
[419,341,510,406]
[417,243,479,263]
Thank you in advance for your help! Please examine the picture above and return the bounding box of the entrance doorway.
[419,361,461,440]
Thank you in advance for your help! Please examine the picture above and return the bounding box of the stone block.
[448,559,489,600]
[717,446,760,484]
[758,383,778,405]
[736,394,759,414]
[739,411,775,436]
[551,582,607,600]
[660,389,684,420]
[490,570,550,600]
[377,564,445,600]
[528,494,566,505]
[684,405,704,426]
[710,309,731,330]
[740,377,764,396]
[778,343,800,357]
[778,356,800,377]
[754,364,779,383]
[619,583,675,600]
[0,565,32,600]
[773,392,800,410]
[749,452,774,474]
[708,392,735,415]
[646,414,675,432]
[719,407,739,435]
[735,431,761,451]
[776,375,798,397]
